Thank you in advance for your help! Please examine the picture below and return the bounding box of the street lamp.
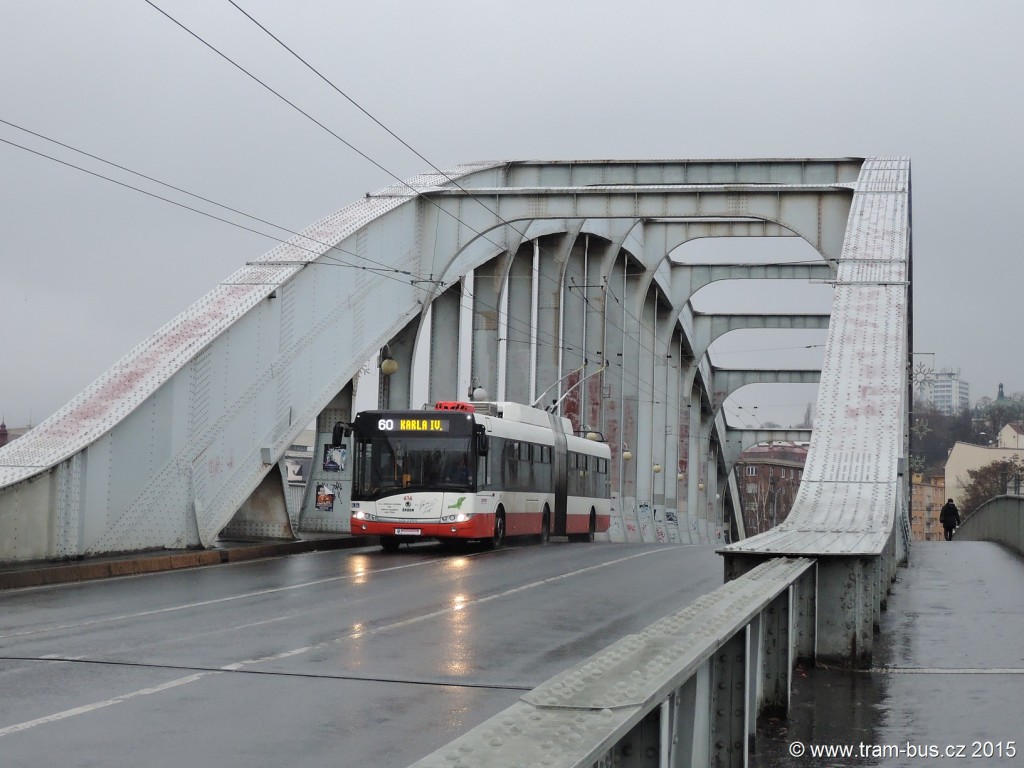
[378,345,397,409]
[467,376,488,402]
[379,345,398,376]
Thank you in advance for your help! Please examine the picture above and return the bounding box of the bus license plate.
[394,528,422,536]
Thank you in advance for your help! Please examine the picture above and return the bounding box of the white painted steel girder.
[710,367,822,412]
[691,311,831,360]
[669,262,836,310]
[0,158,906,562]
[721,158,911,556]
[426,185,853,267]
[499,158,864,188]
[645,218,798,257]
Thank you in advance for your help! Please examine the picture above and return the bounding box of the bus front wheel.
[485,509,506,550]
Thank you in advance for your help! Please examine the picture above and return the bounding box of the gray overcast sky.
[1,0,1019,429]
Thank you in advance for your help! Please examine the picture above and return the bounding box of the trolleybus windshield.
[352,433,475,499]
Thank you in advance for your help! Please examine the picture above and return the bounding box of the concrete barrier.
[0,535,374,590]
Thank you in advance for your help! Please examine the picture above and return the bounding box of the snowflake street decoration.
[910,454,925,473]
[912,362,934,394]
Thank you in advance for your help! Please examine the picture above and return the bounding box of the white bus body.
[350,401,610,550]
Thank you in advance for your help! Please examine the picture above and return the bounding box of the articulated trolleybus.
[350,401,611,551]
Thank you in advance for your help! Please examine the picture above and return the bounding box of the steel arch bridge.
[0,158,910,574]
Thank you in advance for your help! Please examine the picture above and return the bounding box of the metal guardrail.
[955,495,1024,555]
[409,557,815,768]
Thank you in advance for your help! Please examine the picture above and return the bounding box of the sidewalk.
[753,540,1024,766]
[0,533,374,590]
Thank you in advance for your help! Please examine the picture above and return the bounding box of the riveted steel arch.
[0,158,908,565]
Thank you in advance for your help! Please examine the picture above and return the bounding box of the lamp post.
[617,442,633,510]
[650,463,663,524]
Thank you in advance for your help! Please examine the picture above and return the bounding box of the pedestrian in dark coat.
[939,498,960,541]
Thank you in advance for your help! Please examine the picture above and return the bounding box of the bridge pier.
[295,384,354,534]
[815,556,876,667]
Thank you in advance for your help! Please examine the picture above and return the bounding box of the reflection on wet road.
[0,540,722,768]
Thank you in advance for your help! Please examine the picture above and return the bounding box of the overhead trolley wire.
[139,0,644,365]
[216,1,698,374]
[2,40,779,420]
[152,0,677,366]
[0,129,409,279]
[0,120,588,369]
[205,3,827,383]
[10,3,800,409]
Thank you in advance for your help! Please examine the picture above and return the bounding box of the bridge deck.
[753,540,1024,765]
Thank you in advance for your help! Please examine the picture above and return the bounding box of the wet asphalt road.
[0,540,722,768]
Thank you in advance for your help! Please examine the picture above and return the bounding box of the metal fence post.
[711,630,748,767]
[610,708,660,767]
[761,590,791,717]
[670,660,712,767]
[793,566,816,661]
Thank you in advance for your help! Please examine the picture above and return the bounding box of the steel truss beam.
[0,159,906,576]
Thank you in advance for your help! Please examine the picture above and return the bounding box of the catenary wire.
[0,123,589,361]
[140,0,665,366]
[23,4,819,404]
[223,0,832,360]
[147,0,678,365]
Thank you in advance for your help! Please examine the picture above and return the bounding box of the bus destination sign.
[378,417,450,432]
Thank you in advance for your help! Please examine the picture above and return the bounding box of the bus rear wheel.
[569,510,596,543]
[538,509,551,545]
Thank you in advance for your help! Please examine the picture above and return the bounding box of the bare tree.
[959,456,1024,517]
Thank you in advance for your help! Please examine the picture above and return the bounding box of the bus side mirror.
[476,432,489,456]
[332,421,351,446]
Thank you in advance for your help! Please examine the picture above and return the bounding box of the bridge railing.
[408,557,815,768]
[954,495,1024,556]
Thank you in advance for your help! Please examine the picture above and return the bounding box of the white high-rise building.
[921,368,970,415]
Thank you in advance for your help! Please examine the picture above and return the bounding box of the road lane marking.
[0,556,463,640]
[876,667,1024,674]
[0,547,675,737]
[230,614,296,631]
[0,673,209,737]
[229,548,671,664]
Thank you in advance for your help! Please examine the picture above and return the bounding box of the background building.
[0,422,31,448]
[920,368,970,415]
[910,471,945,541]
[944,440,1024,506]
[735,442,808,536]
[997,421,1024,449]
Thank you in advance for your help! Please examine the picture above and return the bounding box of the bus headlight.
[440,513,473,523]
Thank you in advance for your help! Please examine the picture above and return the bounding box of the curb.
[0,536,375,590]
